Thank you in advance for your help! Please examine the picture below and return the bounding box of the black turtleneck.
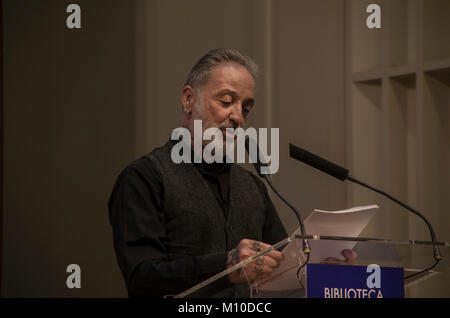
[195,160,230,218]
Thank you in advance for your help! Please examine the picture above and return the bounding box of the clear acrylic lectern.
[174,233,450,298]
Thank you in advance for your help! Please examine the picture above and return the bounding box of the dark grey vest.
[145,142,266,297]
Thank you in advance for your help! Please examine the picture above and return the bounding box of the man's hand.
[227,239,284,284]
[324,249,358,264]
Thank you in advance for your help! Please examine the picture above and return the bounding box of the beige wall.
[346,0,450,297]
[270,1,346,230]
[3,0,447,298]
[3,0,136,297]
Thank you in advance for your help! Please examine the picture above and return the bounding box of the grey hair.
[184,48,258,88]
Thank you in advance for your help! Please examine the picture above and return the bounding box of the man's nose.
[229,103,245,128]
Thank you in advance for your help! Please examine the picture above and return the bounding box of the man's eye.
[220,100,232,106]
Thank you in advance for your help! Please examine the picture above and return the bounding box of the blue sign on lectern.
[306,263,404,298]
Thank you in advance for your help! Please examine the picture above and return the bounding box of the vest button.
[227,225,233,231]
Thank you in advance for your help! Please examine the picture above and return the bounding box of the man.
[108,48,287,298]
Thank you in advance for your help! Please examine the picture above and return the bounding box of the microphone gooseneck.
[246,138,310,255]
[264,175,311,254]
[346,175,441,262]
[289,142,442,271]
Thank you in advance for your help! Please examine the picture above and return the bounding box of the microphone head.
[289,143,348,181]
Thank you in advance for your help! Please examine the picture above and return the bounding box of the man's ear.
[181,85,195,113]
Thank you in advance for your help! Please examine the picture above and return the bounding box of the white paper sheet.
[306,204,379,261]
[254,204,379,292]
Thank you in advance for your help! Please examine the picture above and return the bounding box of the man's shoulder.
[119,142,172,180]
[134,141,173,165]
[142,141,172,161]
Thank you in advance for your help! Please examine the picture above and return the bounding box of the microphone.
[289,143,442,266]
[289,143,348,181]
[245,137,311,254]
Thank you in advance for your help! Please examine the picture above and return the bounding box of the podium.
[174,234,450,298]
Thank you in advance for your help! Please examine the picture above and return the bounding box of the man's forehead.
[206,63,255,93]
